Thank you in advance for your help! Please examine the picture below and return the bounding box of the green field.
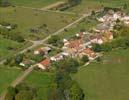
[10,0,63,8]
[73,49,129,100]
[0,6,78,40]
[24,71,54,100]
[66,0,129,14]
[0,67,22,94]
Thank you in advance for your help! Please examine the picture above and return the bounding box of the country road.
[0,9,102,100]
[17,6,79,15]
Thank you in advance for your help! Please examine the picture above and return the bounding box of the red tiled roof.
[40,58,50,66]
[79,32,84,37]
[83,48,94,55]
[68,39,83,49]
[37,48,45,53]
[83,48,96,58]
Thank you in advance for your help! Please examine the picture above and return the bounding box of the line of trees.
[48,58,85,100]
[0,28,25,43]
[5,83,38,100]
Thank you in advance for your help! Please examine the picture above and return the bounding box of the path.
[0,65,36,100]
[40,1,65,10]
[17,6,78,15]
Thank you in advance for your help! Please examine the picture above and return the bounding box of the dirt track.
[40,1,66,10]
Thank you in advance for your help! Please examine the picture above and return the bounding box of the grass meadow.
[73,48,129,100]
[0,67,22,94]
[10,0,63,8]
[66,0,129,14]
[0,6,78,40]
[24,71,54,100]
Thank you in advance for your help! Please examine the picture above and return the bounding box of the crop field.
[66,0,129,14]
[24,71,54,100]
[10,0,64,8]
[73,48,129,100]
[0,6,78,40]
[0,67,22,94]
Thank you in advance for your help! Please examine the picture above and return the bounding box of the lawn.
[10,0,64,8]
[24,71,54,100]
[0,67,22,94]
[73,48,129,100]
[0,6,78,40]
[66,0,129,14]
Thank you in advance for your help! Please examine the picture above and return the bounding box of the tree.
[5,86,16,100]
[10,32,25,43]
[48,35,62,46]
[69,82,84,100]
[48,83,59,100]
[101,43,112,52]
[31,54,45,62]
[15,90,33,100]
[92,43,102,52]
[125,38,129,47]
[91,10,96,16]
[80,28,85,32]
[15,54,24,64]
[82,55,89,63]
[96,57,102,62]
[4,57,13,65]
[123,4,127,9]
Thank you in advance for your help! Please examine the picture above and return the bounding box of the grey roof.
[96,23,110,31]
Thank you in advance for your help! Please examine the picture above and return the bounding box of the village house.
[122,16,129,26]
[50,53,64,61]
[20,60,34,67]
[83,37,91,47]
[96,35,104,44]
[37,58,51,70]
[94,23,111,33]
[102,31,114,42]
[89,35,104,45]
[97,10,123,23]
[62,39,85,57]
[97,10,129,30]
[79,48,97,60]
[34,47,51,55]
[76,32,87,38]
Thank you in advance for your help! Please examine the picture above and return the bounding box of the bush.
[82,55,89,63]
[69,82,84,100]
[48,35,62,46]
[5,86,16,100]
[92,43,102,52]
